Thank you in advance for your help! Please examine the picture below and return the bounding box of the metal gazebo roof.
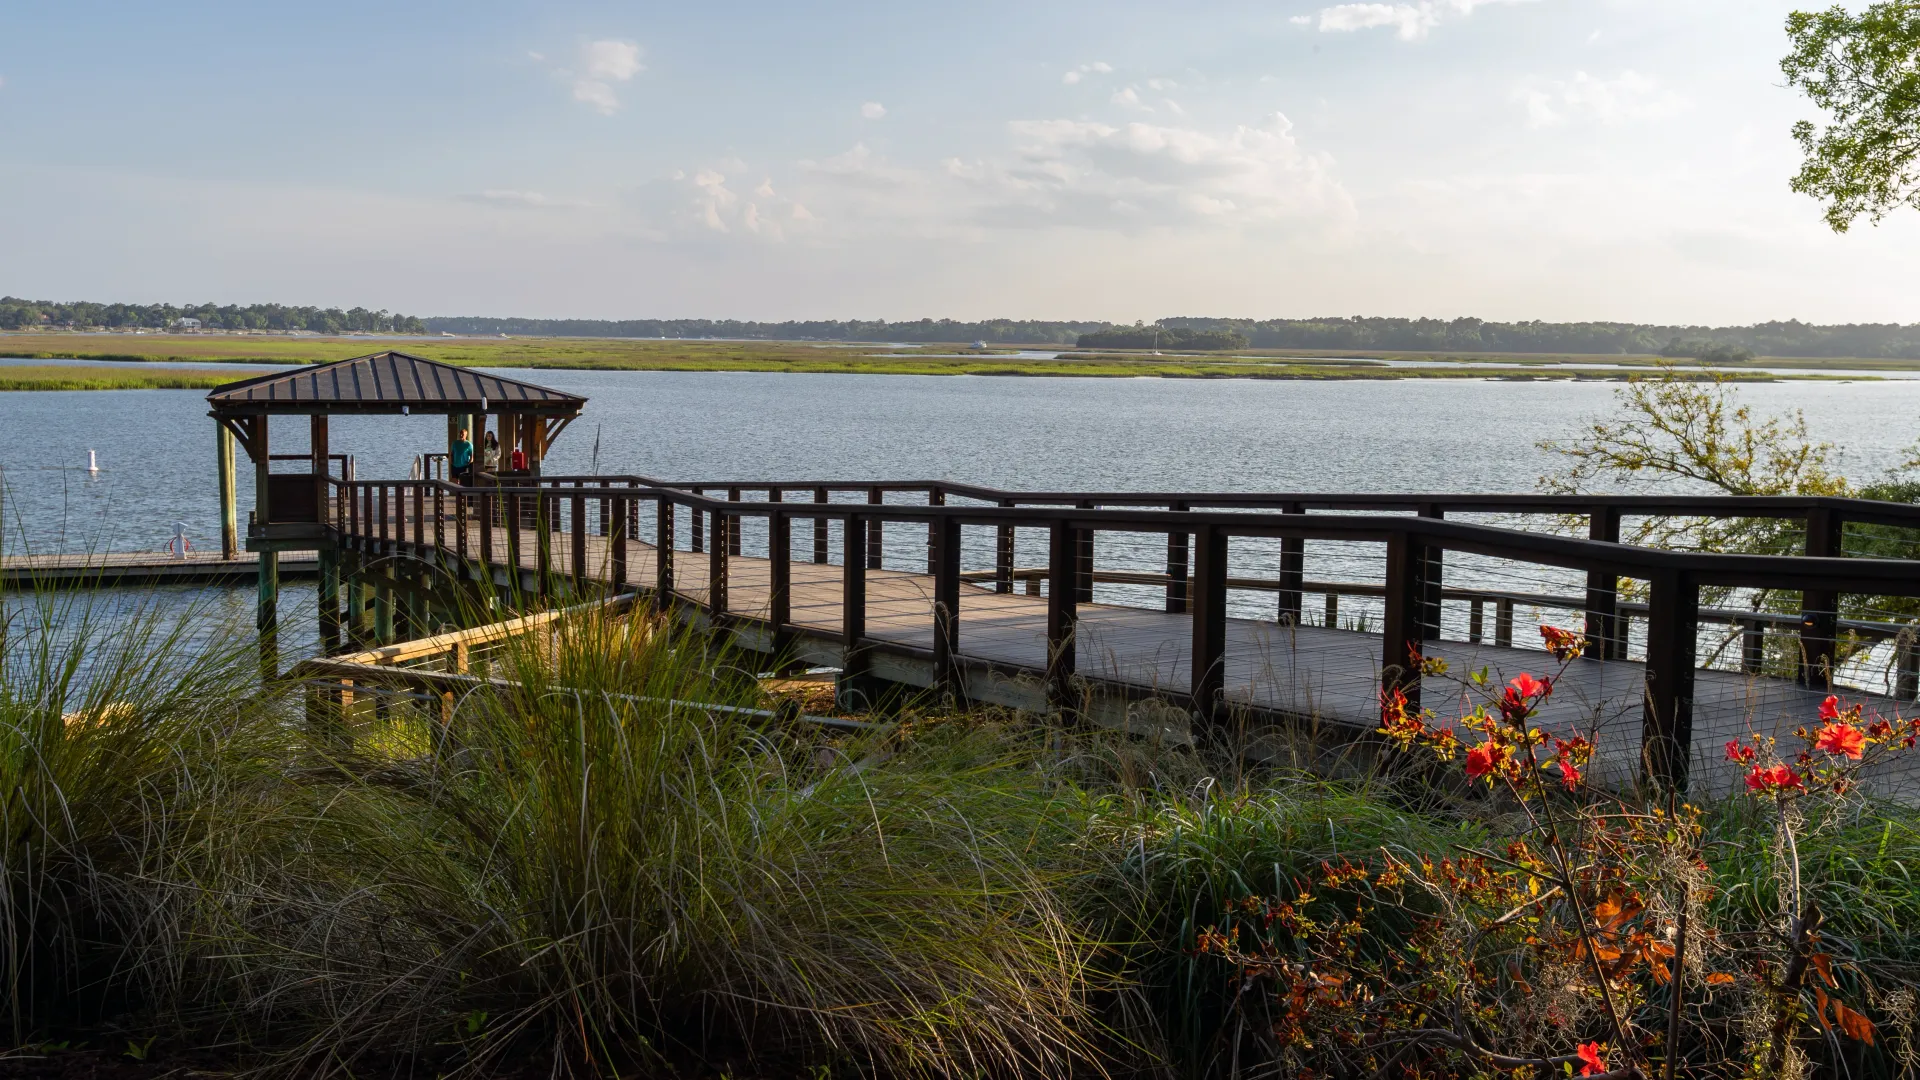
[205,350,587,416]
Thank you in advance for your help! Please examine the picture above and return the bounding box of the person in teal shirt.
[451,428,474,484]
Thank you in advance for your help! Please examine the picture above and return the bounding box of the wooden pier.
[1,550,318,588]
[315,476,1920,800]
[163,350,1920,798]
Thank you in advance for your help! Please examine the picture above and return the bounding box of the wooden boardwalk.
[396,521,1913,801]
[1,549,318,588]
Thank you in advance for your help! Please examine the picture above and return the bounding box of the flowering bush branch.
[1195,625,1907,1078]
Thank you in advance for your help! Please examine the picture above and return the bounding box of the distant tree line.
[1153,316,1920,359]
[422,313,1920,359]
[1076,325,1250,350]
[0,297,426,334]
[423,317,1109,345]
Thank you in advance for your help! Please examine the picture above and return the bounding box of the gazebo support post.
[217,424,238,560]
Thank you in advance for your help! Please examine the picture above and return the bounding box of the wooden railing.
[324,474,1920,791]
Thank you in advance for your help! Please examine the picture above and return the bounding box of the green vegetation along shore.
[0,332,1898,385]
[0,364,242,391]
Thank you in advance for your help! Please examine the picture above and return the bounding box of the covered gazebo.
[205,350,588,650]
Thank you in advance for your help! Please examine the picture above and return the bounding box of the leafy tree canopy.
[1784,2,1920,231]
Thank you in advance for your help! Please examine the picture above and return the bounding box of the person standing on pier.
[451,427,474,484]
[481,431,500,474]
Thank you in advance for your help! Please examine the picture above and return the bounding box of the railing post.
[727,487,742,557]
[571,492,587,587]
[925,486,945,574]
[840,511,871,709]
[1165,501,1190,613]
[1740,618,1764,674]
[378,486,389,544]
[656,499,676,597]
[1381,529,1426,721]
[1190,522,1229,724]
[413,484,425,546]
[1642,569,1699,793]
[1899,635,1919,701]
[611,495,628,588]
[536,492,553,597]
[433,487,445,551]
[455,486,468,562]
[1586,507,1623,659]
[813,486,830,564]
[480,491,495,569]
[1046,519,1077,713]
[709,506,728,616]
[932,514,962,699]
[505,493,522,577]
[769,507,791,657]
[1074,499,1095,605]
[867,487,884,568]
[995,499,1015,594]
[1417,503,1443,640]
[1800,506,1843,687]
[1495,597,1514,648]
[1278,501,1304,626]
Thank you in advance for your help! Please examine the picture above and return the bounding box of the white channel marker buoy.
[87,449,99,474]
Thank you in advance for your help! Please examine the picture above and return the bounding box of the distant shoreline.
[0,332,1904,386]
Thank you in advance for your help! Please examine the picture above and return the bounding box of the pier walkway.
[322,479,1920,799]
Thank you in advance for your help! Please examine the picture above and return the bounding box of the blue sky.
[2,0,1916,324]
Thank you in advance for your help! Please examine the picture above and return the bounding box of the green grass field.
[0,331,1895,383]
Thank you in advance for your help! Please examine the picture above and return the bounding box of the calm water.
[4,370,1917,662]
[5,370,1915,553]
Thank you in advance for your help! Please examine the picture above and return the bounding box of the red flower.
[1465,744,1497,779]
[1557,760,1583,790]
[1815,722,1866,760]
[1725,740,1757,763]
[1746,764,1805,793]
[1510,672,1551,700]
[1576,1041,1607,1076]
[1820,695,1841,721]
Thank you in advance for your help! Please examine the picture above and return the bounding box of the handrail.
[322,472,1920,792]
[520,473,1920,530]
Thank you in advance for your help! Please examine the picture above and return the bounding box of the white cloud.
[860,101,887,119]
[1146,77,1177,91]
[1061,60,1113,84]
[527,51,546,62]
[1514,70,1684,127]
[630,167,813,240]
[567,39,643,114]
[1299,0,1540,40]
[954,112,1353,230]
[1111,87,1150,111]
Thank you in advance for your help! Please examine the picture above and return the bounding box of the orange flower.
[1820,694,1841,721]
[1576,1041,1607,1076]
[1815,722,1866,760]
[1540,624,1584,660]
[1725,740,1757,763]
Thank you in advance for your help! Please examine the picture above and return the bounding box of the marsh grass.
[0,582,287,1041]
[0,365,238,391]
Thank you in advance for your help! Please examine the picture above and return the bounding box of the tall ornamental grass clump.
[0,586,284,1042]
[282,606,1107,1076]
